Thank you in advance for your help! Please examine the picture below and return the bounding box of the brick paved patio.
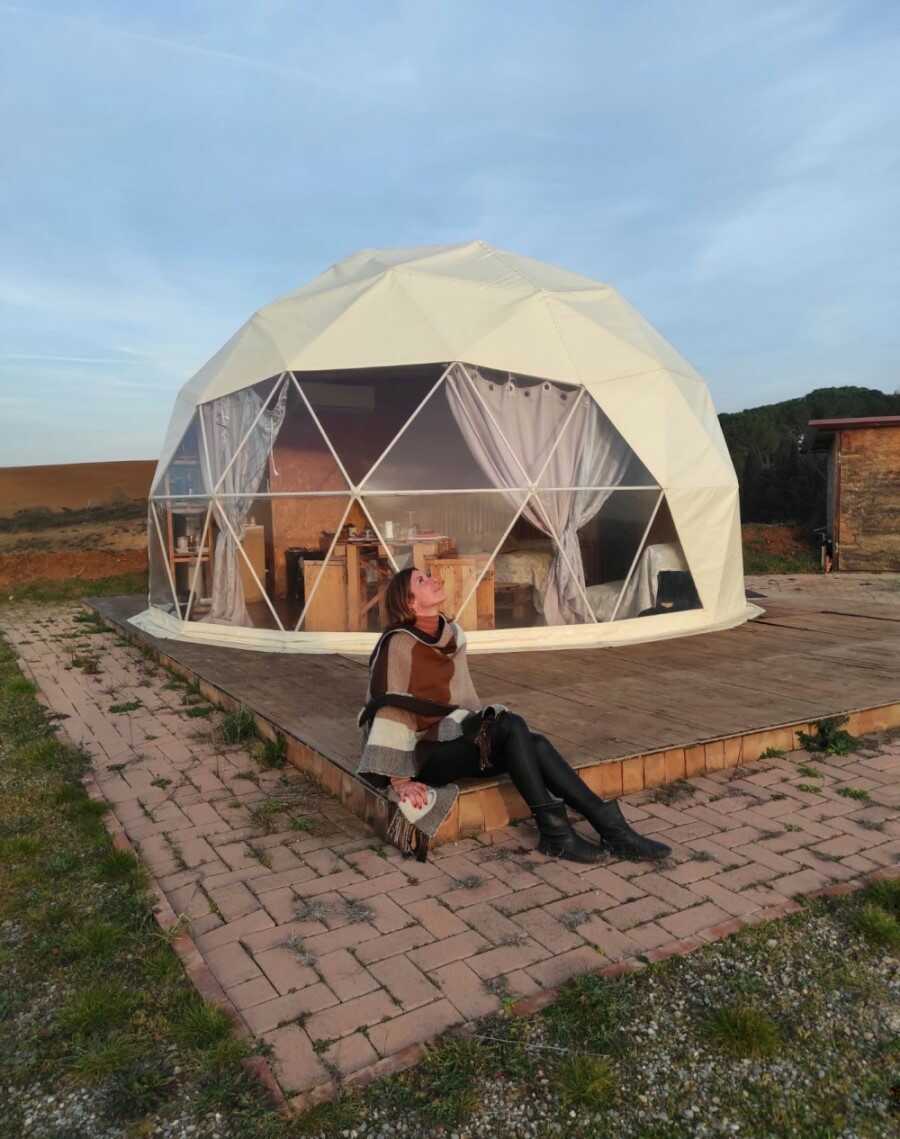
[3,602,899,1111]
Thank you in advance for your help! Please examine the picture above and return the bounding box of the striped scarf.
[356,617,503,859]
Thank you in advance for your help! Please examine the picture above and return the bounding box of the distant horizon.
[2,2,898,465]
[1,377,896,471]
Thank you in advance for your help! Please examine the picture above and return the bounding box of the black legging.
[417,711,605,816]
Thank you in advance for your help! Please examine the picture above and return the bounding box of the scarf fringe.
[387,806,430,862]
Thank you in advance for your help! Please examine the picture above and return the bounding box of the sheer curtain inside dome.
[200,379,287,627]
[446,365,634,624]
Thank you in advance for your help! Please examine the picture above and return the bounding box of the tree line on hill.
[718,386,900,529]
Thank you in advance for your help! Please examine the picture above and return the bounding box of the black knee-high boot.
[531,734,671,861]
[490,714,606,864]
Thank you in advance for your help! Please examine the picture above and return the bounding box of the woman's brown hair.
[384,567,417,627]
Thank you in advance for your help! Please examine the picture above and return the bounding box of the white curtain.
[446,365,631,624]
[201,379,287,626]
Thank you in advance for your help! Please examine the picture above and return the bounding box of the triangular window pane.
[154,413,210,498]
[464,365,580,482]
[199,375,289,496]
[360,491,526,630]
[361,369,529,492]
[295,365,442,488]
[536,489,661,623]
[613,497,701,621]
[484,504,560,629]
[154,497,213,620]
[148,504,178,616]
[539,393,656,490]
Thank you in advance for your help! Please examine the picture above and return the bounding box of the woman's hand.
[390,778,430,810]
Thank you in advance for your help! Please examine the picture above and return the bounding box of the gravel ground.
[294,896,899,1139]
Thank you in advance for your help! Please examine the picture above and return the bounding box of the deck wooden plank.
[91,594,900,780]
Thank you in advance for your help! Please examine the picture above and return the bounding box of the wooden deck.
[90,583,900,845]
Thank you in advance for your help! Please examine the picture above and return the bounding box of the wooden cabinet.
[427,556,495,630]
[239,524,266,603]
[302,558,349,631]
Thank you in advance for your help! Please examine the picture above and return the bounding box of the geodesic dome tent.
[135,241,755,653]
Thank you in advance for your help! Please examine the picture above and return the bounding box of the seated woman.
[356,567,671,864]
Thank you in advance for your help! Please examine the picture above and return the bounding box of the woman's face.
[407,569,446,615]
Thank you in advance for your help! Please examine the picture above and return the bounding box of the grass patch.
[558,1053,617,1111]
[837,786,871,801]
[852,903,900,950]
[798,715,860,757]
[701,1002,782,1058]
[257,733,287,769]
[0,571,148,605]
[219,706,258,745]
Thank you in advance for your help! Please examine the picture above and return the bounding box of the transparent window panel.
[295,365,442,487]
[150,498,212,619]
[148,505,178,616]
[200,374,293,498]
[154,413,210,498]
[539,393,657,490]
[615,497,701,621]
[490,507,559,629]
[261,378,352,494]
[463,365,580,482]
[361,371,528,492]
[360,492,526,630]
[536,489,661,623]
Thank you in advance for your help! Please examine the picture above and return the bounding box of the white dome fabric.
[138,241,755,654]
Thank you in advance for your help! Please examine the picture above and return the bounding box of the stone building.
[808,416,900,571]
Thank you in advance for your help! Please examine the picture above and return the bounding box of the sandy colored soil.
[0,459,155,518]
[0,516,147,590]
[742,522,816,559]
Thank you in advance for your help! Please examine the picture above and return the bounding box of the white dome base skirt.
[128,602,764,656]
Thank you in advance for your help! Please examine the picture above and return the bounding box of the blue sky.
[1,1,898,465]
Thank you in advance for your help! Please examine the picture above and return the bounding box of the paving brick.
[300,921,381,957]
[265,1023,329,1094]
[630,871,698,910]
[207,881,261,922]
[603,895,674,931]
[255,946,320,996]
[195,909,275,952]
[441,877,512,911]
[455,901,526,946]
[242,983,339,1035]
[532,860,591,897]
[731,842,802,874]
[364,892,414,934]
[526,945,605,988]
[466,939,549,980]
[575,915,640,960]
[659,902,730,939]
[494,883,563,915]
[321,1031,379,1079]
[295,869,364,898]
[367,998,463,1057]
[687,879,765,917]
[626,921,674,951]
[813,833,879,858]
[204,942,261,988]
[578,865,646,902]
[304,989,398,1042]
[339,871,410,902]
[512,905,585,954]
[227,975,278,1010]
[369,954,440,1010]
[433,959,502,1019]
[406,898,467,939]
[408,930,489,973]
[355,925,435,965]
[708,863,779,893]
[391,871,456,906]
[316,949,379,1002]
